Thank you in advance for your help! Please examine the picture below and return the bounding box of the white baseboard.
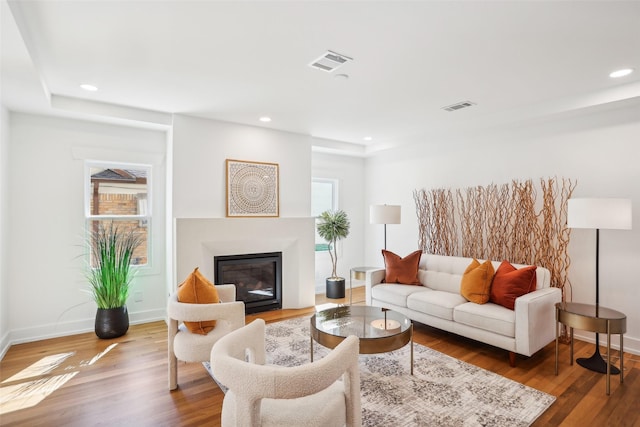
[573,331,640,356]
[2,308,166,354]
[0,330,10,361]
[129,308,166,326]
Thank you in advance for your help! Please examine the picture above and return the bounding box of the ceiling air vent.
[308,50,353,72]
[442,101,476,112]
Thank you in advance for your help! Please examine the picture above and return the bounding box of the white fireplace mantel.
[174,217,316,309]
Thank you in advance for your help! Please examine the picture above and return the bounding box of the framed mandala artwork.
[226,159,279,217]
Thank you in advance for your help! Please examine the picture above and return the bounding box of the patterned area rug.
[205,316,555,427]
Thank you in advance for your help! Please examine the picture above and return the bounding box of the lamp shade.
[370,205,401,225]
[567,198,632,230]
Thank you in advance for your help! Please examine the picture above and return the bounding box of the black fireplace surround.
[214,252,282,314]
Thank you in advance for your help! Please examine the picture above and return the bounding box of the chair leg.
[509,351,516,367]
[169,353,178,390]
[168,319,178,390]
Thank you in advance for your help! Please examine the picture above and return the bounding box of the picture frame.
[226,159,279,217]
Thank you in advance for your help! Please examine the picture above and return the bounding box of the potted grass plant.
[316,209,351,299]
[87,221,142,339]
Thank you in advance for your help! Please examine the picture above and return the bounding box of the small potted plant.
[316,209,350,299]
[87,221,142,339]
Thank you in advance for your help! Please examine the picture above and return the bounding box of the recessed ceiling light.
[259,116,272,123]
[80,84,98,92]
[363,136,373,141]
[609,68,634,78]
[334,73,349,80]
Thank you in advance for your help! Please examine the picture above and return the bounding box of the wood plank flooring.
[1,287,638,426]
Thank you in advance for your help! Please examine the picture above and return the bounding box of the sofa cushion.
[371,283,427,308]
[177,267,220,334]
[490,261,537,310]
[454,302,515,338]
[421,255,472,293]
[382,250,422,285]
[407,290,467,321]
[460,259,495,304]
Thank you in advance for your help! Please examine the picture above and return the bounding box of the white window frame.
[311,178,338,216]
[84,160,153,269]
[312,178,339,249]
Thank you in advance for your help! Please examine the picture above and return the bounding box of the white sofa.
[365,253,562,365]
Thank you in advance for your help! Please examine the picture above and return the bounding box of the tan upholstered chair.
[211,318,362,427]
[167,284,244,390]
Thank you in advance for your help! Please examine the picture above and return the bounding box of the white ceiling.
[2,1,639,155]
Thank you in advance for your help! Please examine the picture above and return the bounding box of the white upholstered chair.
[167,284,245,390]
[211,318,362,427]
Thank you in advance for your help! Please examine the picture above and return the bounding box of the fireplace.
[214,252,282,314]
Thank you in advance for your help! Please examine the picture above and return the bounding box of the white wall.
[364,103,640,354]
[171,115,313,292]
[6,113,168,345]
[172,114,312,219]
[0,107,10,358]
[312,151,366,293]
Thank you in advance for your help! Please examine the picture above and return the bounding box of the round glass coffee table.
[310,305,414,374]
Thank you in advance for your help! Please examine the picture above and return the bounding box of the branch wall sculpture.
[456,186,486,259]
[413,188,457,255]
[537,178,577,301]
[414,177,576,301]
[484,183,512,262]
[508,180,538,265]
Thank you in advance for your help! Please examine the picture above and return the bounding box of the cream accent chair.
[211,318,362,427]
[167,284,245,390]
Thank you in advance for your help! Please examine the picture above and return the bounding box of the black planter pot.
[326,278,346,299]
[95,306,129,339]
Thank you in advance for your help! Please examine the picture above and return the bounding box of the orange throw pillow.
[460,259,495,304]
[382,250,422,285]
[177,267,220,334]
[490,261,537,310]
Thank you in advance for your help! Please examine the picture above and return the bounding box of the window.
[311,178,338,250]
[311,178,337,217]
[85,162,151,266]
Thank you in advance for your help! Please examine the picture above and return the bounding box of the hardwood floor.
[1,287,638,426]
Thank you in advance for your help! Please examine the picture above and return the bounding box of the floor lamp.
[370,205,401,250]
[567,198,632,374]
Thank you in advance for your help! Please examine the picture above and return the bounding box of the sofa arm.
[365,269,386,305]
[514,287,562,356]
